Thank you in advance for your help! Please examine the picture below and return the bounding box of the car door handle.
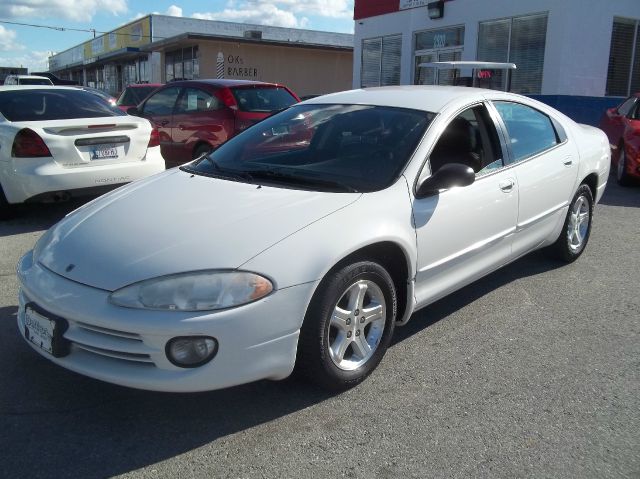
[499,179,515,192]
[178,124,187,130]
[563,158,573,167]
[156,120,169,127]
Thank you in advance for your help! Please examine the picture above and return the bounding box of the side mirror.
[416,163,475,198]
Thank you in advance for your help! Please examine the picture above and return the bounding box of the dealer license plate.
[24,307,57,355]
[91,144,118,160]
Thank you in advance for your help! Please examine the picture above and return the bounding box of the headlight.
[109,270,273,311]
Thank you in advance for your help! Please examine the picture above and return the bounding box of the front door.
[412,104,518,307]
[138,86,182,165]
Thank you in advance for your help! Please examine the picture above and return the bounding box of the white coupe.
[0,86,165,217]
[16,86,610,392]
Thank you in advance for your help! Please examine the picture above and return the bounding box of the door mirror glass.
[416,163,475,198]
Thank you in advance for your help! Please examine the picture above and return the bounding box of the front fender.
[239,177,417,327]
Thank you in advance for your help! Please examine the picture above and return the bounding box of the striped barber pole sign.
[216,52,225,79]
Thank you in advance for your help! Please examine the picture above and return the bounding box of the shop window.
[606,17,640,97]
[478,14,548,94]
[361,35,401,88]
[165,46,199,82]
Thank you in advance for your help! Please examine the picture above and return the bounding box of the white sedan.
[0,86,165,217]
[16,86,610,392]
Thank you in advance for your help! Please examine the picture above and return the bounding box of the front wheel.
[296,261,397,390]
[546,184,594,262]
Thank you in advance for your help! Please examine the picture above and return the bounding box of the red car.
[128,79,300,167]
[116,83,163,113]
[599,93,640,185]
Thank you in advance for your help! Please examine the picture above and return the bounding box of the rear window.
[232,86,297,112]
[19,78,53,85]
[0,89,125,122]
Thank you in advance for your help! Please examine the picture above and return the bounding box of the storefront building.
[49,15,353,98]
[353,0,640,124]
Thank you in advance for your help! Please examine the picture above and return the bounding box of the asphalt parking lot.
[0,177,638,479]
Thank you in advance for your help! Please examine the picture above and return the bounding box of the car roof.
[164,79,281,88]
[125,83,163,88]
[302,85,498,113]
[6,75,52,80]
[0,85,80,91]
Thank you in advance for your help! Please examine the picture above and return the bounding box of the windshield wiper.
[189,156,255,183]
[246,168,359,193]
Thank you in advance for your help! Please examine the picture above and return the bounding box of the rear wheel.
[546,184,593,262]
[296,261,396,390]
[616,144,632,186]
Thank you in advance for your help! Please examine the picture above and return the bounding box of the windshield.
[0,89,126,121]
[117,86,158,106]
[182,104,434,193]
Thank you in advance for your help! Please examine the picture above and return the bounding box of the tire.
[296,261,397,390]
[546,184,594,262]
[616,143,632,186]
[193,143,212,160]
[0,185,14,221]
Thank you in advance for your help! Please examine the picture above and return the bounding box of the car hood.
[37,169,360,291]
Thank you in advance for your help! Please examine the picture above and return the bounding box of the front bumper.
[2,146,165,204]
[17,251,316,392]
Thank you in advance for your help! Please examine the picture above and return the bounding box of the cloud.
[0,0,127,22]
[0,50,51,72]
[166,5,183,17]
[0,25,24,52]
[193,0,352,28]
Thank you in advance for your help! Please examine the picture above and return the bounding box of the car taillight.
[218,88,238,110]
[11,128,52,158]
[148,127,160,147]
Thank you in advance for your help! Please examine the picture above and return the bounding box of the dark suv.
[129,79,300,167]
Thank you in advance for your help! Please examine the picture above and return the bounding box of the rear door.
[171,87,233,165]
[490,100,579,257]
[139,86,181,163]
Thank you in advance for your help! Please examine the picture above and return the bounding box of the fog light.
[166,336,218,368]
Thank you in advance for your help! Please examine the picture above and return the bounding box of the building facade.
[354,0,640,123]
[49,15,353,98]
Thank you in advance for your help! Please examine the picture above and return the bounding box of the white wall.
[353,0,640,96]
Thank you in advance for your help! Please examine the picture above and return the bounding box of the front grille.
[64,321,156,364]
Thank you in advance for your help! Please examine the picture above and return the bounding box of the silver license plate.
[91,144,118,160]
[24,307,57,355]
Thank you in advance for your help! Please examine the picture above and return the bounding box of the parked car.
[0,86,165,217]
[4,75,53,86]
[115,83,163,113]
[128,79,300,167]
[31,72,79,86]
[598,93,640,185]
[16,86,609,392]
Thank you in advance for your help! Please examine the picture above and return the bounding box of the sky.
[0,0,355,72]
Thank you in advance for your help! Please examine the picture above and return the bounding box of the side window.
[175,88,220,114]
[617,97,637,117]
[429,105,504,177]
[141,87,181,116]
[493,102,559,164]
